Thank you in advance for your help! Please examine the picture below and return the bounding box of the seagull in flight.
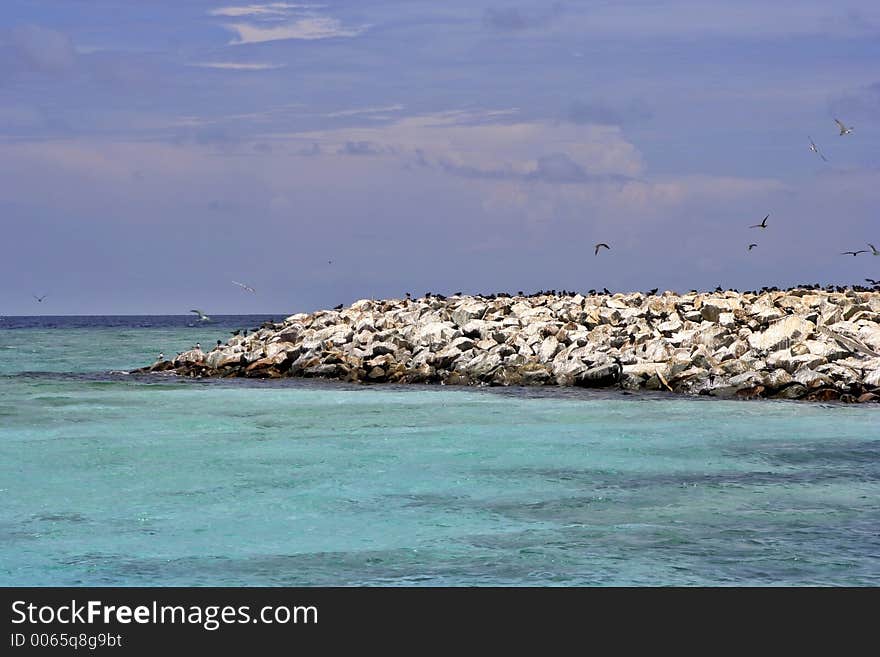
[841,250,868,256]
[868,243,879,256]
[749,214,769,229]
[232,280,256,293]
[748,243,758,251]
[809,137,828,161]
[594,243,610,256]
[33,294,48,303]
[834,118,853,136]
[190,309,211,321]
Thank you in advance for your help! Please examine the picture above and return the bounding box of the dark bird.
[333,303,343,310]
[834,118,853,136]
[866,278,880,285]
[749,214,769,229]
[33,294,48,303]
[868,243,879,256]
[602,287,611,295]
[809,136,828,162]
[647,287,658,296]
[748,243,758,251]
[841,250,868,256]
[231,329,240,336]
[594,243,610,255]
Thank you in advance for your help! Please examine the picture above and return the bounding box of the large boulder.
[747,316,814,352]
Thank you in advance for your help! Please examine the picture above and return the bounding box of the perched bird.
[648,287,658,295]
[749,214,769,229]
[194,343,202,351]
[157,352,165,361]
[232,280,256,293]
[809,136,828,162]
[868,243,879,256]
[190,309,211,322]
[33,294,48,303]
[231,329,240,336]
[748,243,758,251]
[333,303,343,310]
[594,243,610,255]
[834,118,854,136]
[602,287,611,295]
[841,250,868,256]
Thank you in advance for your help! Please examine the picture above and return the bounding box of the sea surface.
[1,315,878,586]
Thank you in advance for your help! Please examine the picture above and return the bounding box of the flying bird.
[190,309,211,321]
[232,280,256,293]
[808,137,827,162]
[841,250,868,256]
[866,278,880,286]
[748,243,758,251]
[594,243,610,255]
[749,214,769,229]
[834,118,853,136]
[32,294,48,303]
[868,243,879,256]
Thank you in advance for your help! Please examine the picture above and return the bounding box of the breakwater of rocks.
[138,289,880,402]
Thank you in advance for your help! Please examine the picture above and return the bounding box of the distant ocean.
[1,315,878,586]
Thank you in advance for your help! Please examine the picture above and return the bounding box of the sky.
[1,0,879,315]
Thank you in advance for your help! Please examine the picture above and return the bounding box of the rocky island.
[139,288,880,403]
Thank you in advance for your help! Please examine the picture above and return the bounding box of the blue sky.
[1,0,879,314]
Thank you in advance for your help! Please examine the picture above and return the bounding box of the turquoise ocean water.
[1,316,877,586]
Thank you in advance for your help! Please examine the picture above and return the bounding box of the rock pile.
[138,289,880,402]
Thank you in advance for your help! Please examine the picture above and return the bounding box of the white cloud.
[209,4,324,18]
[278,109,644,179]
[191,61,284,70]
[325,105,404,118]
[224,17,369,43]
